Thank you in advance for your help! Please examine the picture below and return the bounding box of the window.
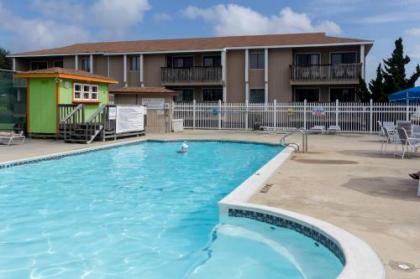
[174,89,194,102]
[53,60,63,68]
[249,50,264,69]
[249,89,265,103]
[129,56,139,71]
[203,88,223,102]
[330,88,356,102]
[331,52,357,65]
[74,83,99,101]
[203,56,221,67]
[172,56,193,68]
[294,88,319,102]
[295,54,320,65]
[81,58,90,72]
[31,61,48,70]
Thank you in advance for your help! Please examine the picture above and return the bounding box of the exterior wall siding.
[94,56,108,77]
[268,48,293,102]
[143,54,165,87]
[248,69,264,90]
[226,50,245,102]
[63,56,75,69]
[108,56,124,90]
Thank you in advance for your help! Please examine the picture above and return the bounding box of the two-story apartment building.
[10,32,373,103]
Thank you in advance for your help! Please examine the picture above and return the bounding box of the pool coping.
[0,138,385,278]
[219,146,386,279]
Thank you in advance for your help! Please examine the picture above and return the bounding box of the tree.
[369,64,388,102]
[0,47,11,70]
[382,38,420,95]
[356,76,371,102]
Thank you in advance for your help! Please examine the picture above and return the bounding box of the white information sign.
[142,98,165,109]
[116,106,145,134]
[108,107,117,120]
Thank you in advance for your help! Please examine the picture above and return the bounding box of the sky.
[1,0,420,81]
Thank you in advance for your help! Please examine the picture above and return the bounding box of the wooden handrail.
[60,104,84,123]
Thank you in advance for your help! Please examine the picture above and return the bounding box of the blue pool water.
[0,141,342,278]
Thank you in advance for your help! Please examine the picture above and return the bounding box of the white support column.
[139,54,144,87]
[75,55,79,70]
[264,48,269,104]
[123,54,128,87]
[221,49,227,102]
[360,44,366,79]
[12,58,16,71]
[245,49,249,103]
[107,56,110,77]
[89,54,93,73]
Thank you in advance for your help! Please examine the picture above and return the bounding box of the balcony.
[161,66,222,85]
[290,63,362,85]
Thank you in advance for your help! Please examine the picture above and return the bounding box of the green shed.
[16,68,118,136]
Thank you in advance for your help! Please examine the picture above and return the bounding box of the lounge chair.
[309,125,325,134]
[380,126,399,153]
[0,131,25,145]
[327,125,341,134]
[397,121,412,137]
[396,127,420,159]
[260,126,298,134]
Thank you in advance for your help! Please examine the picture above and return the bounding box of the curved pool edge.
[219,146,386,279]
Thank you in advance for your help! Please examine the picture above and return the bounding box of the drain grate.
[389,260,416,272]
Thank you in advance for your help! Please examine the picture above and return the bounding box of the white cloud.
[0,0,151,51]
[183,4,341,36]
[91,0,150,38]
[0,1,89,50]
[405,27,420,37]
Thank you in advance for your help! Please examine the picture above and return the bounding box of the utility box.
[172,119,184,132]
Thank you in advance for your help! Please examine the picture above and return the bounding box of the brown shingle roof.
[11,33,373,57]
[110,86,178,96]
[16,67,118,84]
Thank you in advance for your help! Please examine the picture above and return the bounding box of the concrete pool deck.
[1,131,419,278]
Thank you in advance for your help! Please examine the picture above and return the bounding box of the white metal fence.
[173,100,420,133]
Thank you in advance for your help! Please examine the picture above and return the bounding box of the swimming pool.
[0,141,342,278]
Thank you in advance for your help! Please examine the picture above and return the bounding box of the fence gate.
[145,105,172,133]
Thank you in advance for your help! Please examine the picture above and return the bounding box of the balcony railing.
[290,63,362,82]
[161,66,222,83]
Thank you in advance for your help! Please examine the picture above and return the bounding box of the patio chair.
[327,125,341,134]
[380,126,399,153]
[396,127,420,159]
[0,130,25,145]
[309,125,326,134]
[412,125,420,139]
[397,121,412,136]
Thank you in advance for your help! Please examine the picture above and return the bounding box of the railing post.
[406,99,410,121]
[193,99,196,130]
[245,100,249,130]
[273,99,277,128]
[369,99,373,133]
[218,99,222,130]
[335,99,339,127]
[303,99,307,130]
